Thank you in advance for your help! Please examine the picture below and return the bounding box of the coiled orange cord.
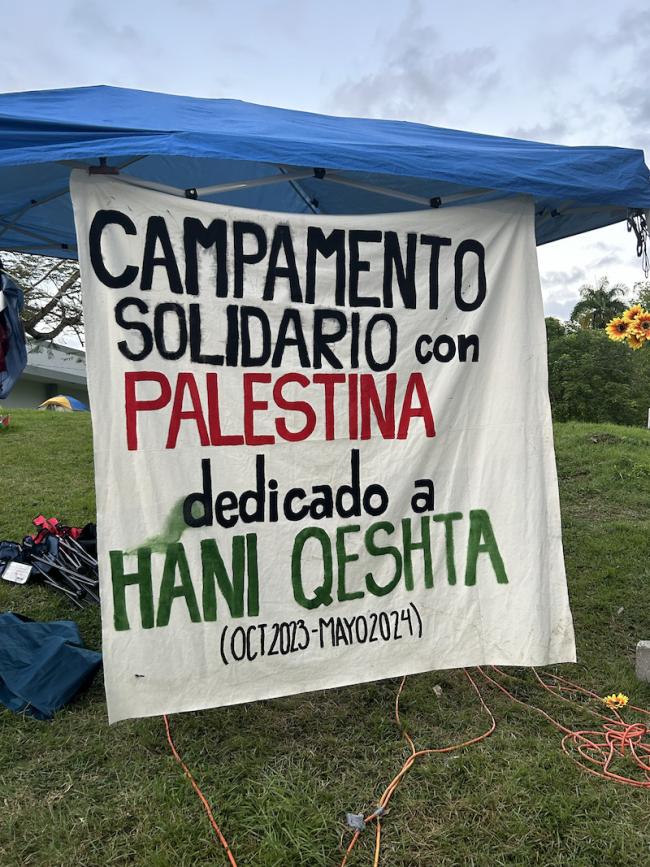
[477,667,650,788]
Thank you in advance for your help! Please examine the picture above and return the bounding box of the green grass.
[1,411,649,866]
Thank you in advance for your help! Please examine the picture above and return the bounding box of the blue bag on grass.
[0,612,101,720]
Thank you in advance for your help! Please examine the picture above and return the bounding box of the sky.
[3,0,649,319]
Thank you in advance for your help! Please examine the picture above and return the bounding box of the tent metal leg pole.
[276,166,321,214]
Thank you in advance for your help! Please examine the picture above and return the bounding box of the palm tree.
[569,277,627,330]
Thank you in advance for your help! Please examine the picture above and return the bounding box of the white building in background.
[1,340,88,409]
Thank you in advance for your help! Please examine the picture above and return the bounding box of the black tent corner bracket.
[88,157,119,176]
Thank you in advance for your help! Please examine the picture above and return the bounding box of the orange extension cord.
[477,667,650,788]
[339,670,496,867]
[163,714,238,866]
[163,669,650,867]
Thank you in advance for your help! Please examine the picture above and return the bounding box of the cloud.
[540,267,587,289]
[592,6,650,143]
[539,267,590,320]
[327,0,499,121]
[506,95,606,146]
[0,60,20,90]
[67,1,142,50]
[538,239,640,318]
[544,298,577,321]
[612,84,650,133]
[587,252,623,270]
[602,6,650,49]
[506,5,650,147]
[591,240,618,252]
[507,119,571,144]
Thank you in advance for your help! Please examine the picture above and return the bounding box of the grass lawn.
[0,410,649,866]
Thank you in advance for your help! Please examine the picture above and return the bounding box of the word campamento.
[109,510,508,631]
[89,210,488,311]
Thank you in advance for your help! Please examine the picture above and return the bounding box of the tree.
[569,277,627,330]
[545,316,566,341]
[547,329,650,425]
[631,280,650,310]
[0,252,83,344]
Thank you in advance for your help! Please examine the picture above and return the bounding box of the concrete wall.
[2,378,89,409]
[2,378,47,409]
[1,340,88,410]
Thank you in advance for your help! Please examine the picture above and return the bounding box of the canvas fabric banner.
[70,171,575,723]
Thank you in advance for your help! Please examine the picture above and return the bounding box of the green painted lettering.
[465,509,508,586]
[365,521,402,596]
[401,517,432,589]
[432,511,463,585]
[156,543,201,627]
[110,547,154,631]
[336,524,364,601]
[291,527,333,609]
[201,537,246,620]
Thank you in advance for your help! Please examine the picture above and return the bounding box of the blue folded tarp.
[0,612,101,720]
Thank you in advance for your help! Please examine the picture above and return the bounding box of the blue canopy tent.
[0,85,649,258]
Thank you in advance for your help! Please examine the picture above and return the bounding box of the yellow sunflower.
[630,311,650,341]
[605,317,629,341]
[623,304,645,322]
[603,692,629,710]
[627,333,645,350]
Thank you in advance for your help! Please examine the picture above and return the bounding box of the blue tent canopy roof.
[0,84,649,257]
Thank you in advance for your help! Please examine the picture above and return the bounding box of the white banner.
[71,170,575,723]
